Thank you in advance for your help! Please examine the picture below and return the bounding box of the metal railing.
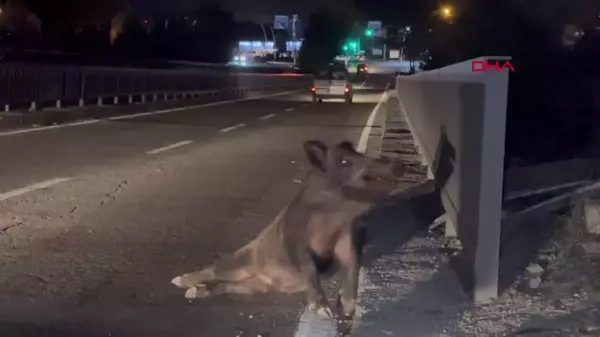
[390,57,510,303]
[0,63,312,111]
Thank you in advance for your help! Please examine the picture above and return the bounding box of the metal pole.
[260,24,268,44]
[269,26,277,60]
[292,14,298,66]
[383,43,387,60]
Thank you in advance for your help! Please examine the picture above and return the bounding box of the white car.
[311,63,354,104]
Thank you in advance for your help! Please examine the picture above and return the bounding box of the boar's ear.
[303,140,328,171]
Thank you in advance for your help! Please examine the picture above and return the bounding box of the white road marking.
[0,120,99,136]
[294,310,338,337]
[0,177,71,202]
[285,107,295,112]
[0,89,301,137]
[109,90,300,121]
[220,123,246,133]
[356,83,390,154]
[259,114,276,120]
[146,140,193,155]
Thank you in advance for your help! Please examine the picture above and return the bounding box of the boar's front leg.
[334,229,360,319]
[294,247,334,318]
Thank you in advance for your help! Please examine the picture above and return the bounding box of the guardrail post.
[153,94,157,101]
[4,105,9,112]
[79,71,85,107]
[141,94,146,103]
[59,69,65,110]
[114,73,120,105]
[128,95,133,104]
[98,97,103,106]
[29,102,37,111]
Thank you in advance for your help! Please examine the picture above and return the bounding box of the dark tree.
[298,11,352,72]
[192,4,235,63]
[425,0,599,164]
[23,0,122,48]
[113,13,148,57]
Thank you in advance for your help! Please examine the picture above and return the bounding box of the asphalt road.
[0,74,391,337]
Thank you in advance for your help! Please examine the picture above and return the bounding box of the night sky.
[128,0,334,22]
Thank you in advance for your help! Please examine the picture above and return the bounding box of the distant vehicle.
[356,63,368,73]
[311,63,353,104]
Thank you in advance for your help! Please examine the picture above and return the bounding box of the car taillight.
[311,87,316,92]
[344,86,350,93]
[364,66,368,71]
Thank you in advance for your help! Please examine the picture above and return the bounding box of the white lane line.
[146,140,193,155]
[0,120,99,136]
[0,89,302,137]
[356,83,390,154]
[294,311,338,337]
[0,177,71,202]
[109,90,300,121]
[220,123,246,133]
[259,114,276,120]
[285,107,295,112]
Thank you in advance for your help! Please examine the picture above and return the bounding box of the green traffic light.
[365,29,373,36]
[342,45,348,51]
[349,42,357,48]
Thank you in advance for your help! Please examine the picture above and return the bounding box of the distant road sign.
[274,15,289,30]
[367,21,382,37]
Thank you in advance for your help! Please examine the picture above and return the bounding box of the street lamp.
[439,4,455,20]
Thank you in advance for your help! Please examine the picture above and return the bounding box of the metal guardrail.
[392,57,510,303]
[0,63,312,111]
